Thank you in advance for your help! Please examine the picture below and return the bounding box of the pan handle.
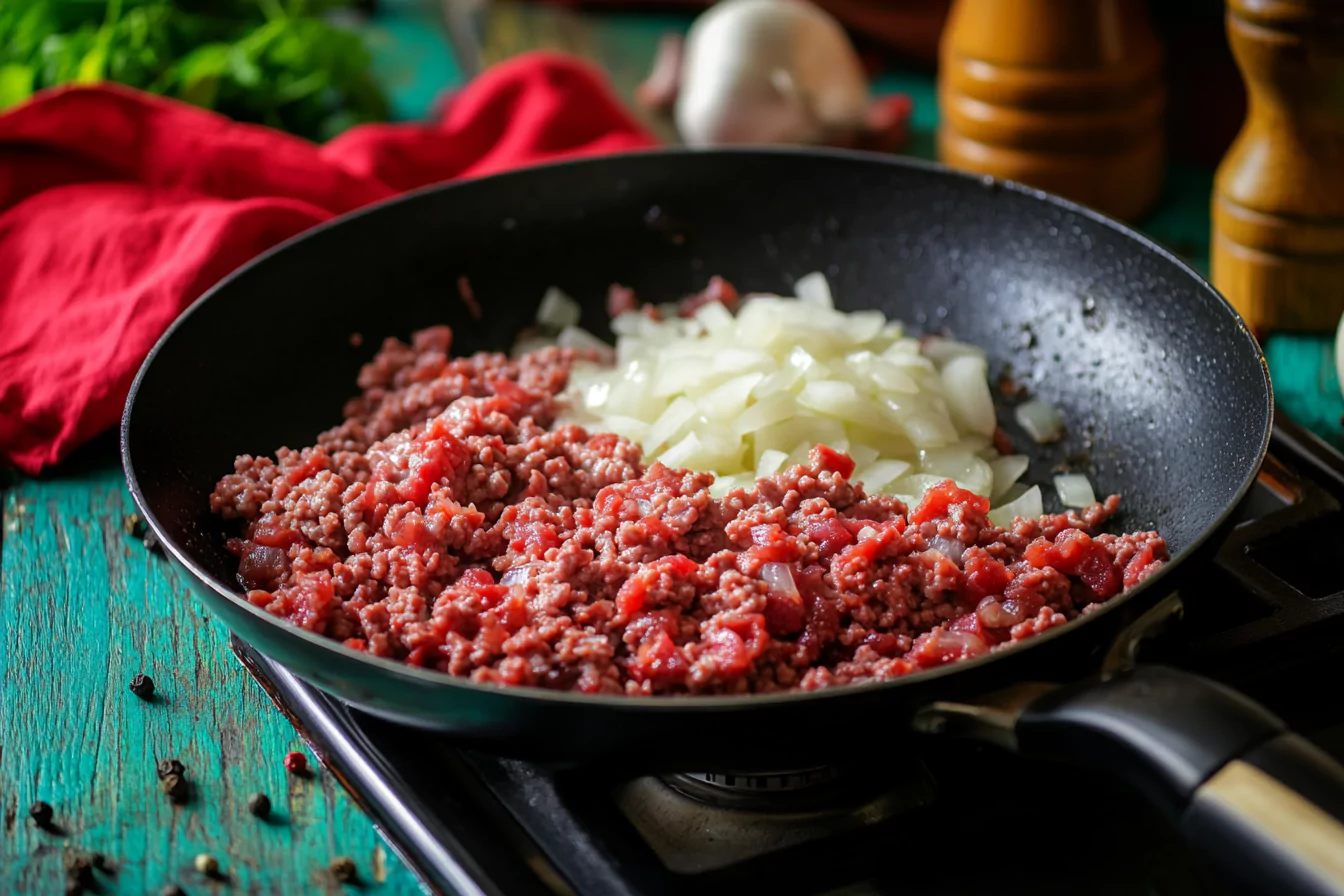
[918,665,1344,896]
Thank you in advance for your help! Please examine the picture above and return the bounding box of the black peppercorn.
[246,792,271,819]
[329,856,357,884]
[28,801,53,827]
[144,530,163,554]
[161,773,188,804]
[63,851,95,883]
[157,758,185,780]
[129,673,155,699]
[194,853,219,877]
[91,853,109,872]
[159,885,186,896]
[64,879,83,896]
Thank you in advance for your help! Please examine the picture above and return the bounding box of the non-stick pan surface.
[122,148,1271,766]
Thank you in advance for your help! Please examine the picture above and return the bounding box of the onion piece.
[797,379,877,420]
[890,473,946,500]
[987,485,1043,528]
[733,393,797,437]
[756,448,790,478]
[500,564,540,586]
[1015,399,1065,444]
[928,535,967,565]
[646,397,697,452]
[696,300,737,335]
[919,450,992,498]
[854,458,911,493]
[847,443,880,471]
[760,561,799,596]
[713,348,775,376]
[659,431,703,467]
[940,355,997,437]
[698,373,766,419]
[557,326,612,353]
[794,271,833,308]
[990,455,1030,501]
[599,414,651,443]
[920,337,985,368]
[708,472,754,499]
[536,287,582,331]
[1054,473,1097,508]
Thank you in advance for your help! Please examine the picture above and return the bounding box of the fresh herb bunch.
[0,0,389,141]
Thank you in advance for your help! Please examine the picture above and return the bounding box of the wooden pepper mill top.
[937,0,1165,221]
[1211,0,1344,334]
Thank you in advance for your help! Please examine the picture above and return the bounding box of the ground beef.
[212,326,1168,695]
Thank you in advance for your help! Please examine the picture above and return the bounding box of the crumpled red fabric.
[0,51,656,474]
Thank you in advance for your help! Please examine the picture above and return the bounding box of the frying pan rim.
[121,145,1274,712]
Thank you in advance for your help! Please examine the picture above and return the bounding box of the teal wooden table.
[3,3,1342,894]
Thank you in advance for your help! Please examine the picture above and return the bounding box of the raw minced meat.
[211,325,1167,695]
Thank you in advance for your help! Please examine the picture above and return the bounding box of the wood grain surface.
[2,2,1342,894]
[1,454,418,894]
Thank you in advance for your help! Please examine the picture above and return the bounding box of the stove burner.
[663,767,841,808]
[620,763,939,873]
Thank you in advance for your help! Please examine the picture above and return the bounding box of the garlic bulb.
[674,0,871,148]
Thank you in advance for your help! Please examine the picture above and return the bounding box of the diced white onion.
[756,449,789,478]
[1054,473,1097,508]
[557,326,612,353]
[695,300,737,335]
[646,397,697,452]
[708,473,754,499]
[987,485,1043,528]
[1015,399,1065,444]
[536,287,582,331]
[920,337,985,367]
[990,455,1030,500]
[928,536,967,565]
[853,459,911,493]
[659,431,702,467]
[940,355,997,437]
[794,271,834,309]
[760,561,799,596]
[546,272,1074,516]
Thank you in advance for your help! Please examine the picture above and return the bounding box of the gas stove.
[231,415,1344,896]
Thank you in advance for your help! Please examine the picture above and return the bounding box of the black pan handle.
[918,666,1344,896]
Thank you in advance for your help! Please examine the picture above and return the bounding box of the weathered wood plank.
[0,463,422,895]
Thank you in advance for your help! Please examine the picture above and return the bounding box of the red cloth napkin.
[0,52,656,475]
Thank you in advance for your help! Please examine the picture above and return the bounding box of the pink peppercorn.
[283,751,309,775]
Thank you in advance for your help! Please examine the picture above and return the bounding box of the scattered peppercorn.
[91,853,109,872]
[144,530,163,554]
[283,751,309,775]
[64,879,83,896]
[329,856,357,884]
[161,773,189,804]
[157,758,185,780]
[123,512,146,537]
[246,792,271,819]
[194,853,219,877]
[159,885,186,896]
[28,801,53,827]
[63,851,95,885]
[129,673,155,699]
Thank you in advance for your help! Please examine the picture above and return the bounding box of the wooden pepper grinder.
[1212,0,1344,334]
[937,0,1166,221]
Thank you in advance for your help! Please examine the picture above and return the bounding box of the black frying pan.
[122,149,1344,895]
